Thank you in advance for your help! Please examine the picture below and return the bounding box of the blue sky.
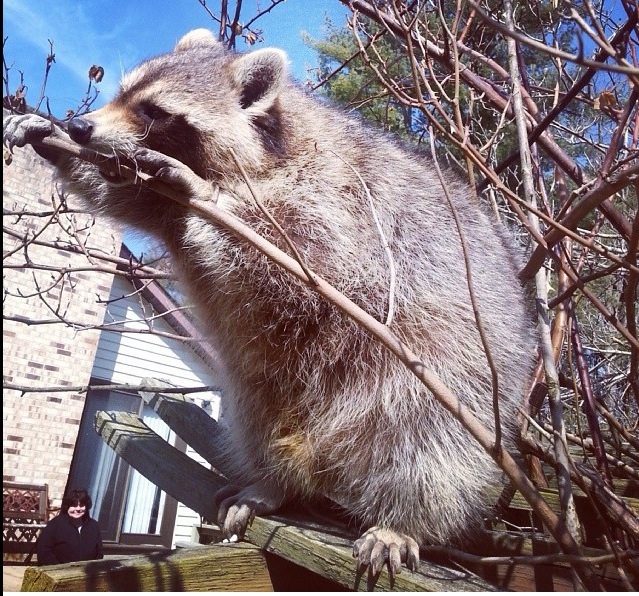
[3,0,349,117]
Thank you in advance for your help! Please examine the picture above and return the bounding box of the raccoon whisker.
[138,123,153,142]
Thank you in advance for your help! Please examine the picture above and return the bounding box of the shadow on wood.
[21,543,273,592]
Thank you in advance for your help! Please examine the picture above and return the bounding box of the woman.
[37,488,103,565]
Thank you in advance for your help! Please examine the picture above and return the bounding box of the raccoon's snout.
[67,118,94,145]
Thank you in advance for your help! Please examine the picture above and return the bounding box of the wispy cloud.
[3,0,143,110]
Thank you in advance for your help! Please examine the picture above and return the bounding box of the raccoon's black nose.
[67,118,94,145]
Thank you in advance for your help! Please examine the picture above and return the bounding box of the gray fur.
[8,29,536,547]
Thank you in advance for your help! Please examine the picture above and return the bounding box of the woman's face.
[67,504,86,519]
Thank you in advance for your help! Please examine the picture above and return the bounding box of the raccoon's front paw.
[353,526,420,581]
[131,148,216,200]
[215,482,289,540]
[3,114,55,152]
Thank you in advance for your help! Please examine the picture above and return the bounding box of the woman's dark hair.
[61,488,92,516]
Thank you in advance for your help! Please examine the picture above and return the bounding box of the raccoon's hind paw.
[215,482,289,540]
[353,526,420,582]
[3,114,55,153]
[131,148,216,200]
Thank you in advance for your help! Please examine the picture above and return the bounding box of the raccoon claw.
[215,482,289,540]
[353,527,420,581]
[131,148,215,200]
[3,114,55,153]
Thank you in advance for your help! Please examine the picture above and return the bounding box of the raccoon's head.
[66,29,290,184]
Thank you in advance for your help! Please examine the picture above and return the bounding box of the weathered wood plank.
[137,378,231,477]
[505,486,638,516]
[206,516,497,592]
[94,410,225,520]
[94,410,497,592]
[21,543,273,592]
[241,517,494,592]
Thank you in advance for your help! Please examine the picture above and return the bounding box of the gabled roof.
[118,243,223,374]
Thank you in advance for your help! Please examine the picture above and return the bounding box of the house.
[3,113,222,552]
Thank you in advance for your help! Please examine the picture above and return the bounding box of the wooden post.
[93,410,225,521]
[137,378,231,477]
[240,516,496,592]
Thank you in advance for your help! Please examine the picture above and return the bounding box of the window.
[67,382,179,547]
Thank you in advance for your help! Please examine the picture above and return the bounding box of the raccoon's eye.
[138,101,170,122]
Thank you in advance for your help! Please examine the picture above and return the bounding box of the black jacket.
[36,513,103,565]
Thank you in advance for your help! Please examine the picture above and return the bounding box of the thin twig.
[328,149,397,326]
[228,147,318,286]
[427,126,502,450]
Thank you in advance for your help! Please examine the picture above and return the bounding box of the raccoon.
[4,29,536,576]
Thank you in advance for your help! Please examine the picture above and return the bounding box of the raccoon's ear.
[232,49,289,114]
[175,29,219,52]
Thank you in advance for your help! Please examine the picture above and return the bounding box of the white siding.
[91,274,221,547]
[172,450,212,546]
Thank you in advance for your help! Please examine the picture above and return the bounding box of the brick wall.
[3,121,122,507]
